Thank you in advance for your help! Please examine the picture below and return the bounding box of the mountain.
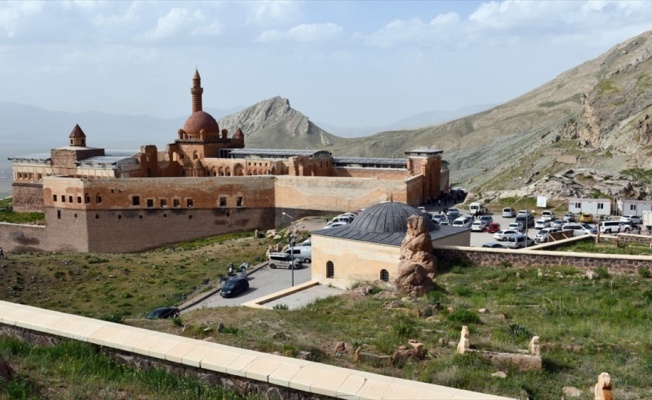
[316,104,496,138]
[217,96,344,149]
[322,30,652,198]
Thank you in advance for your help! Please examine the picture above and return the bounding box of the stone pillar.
[594,372,613,400]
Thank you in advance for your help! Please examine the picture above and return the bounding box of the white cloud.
[256,22,342,42]
[359,13,461,48]
[142,7,221,40]
[92,2,139,28]
[248,0,303,25]
[0,1,43,38]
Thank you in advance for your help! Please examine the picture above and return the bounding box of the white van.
[452,216,473,228]
[502,207,516,218]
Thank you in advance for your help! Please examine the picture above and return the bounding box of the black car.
[220,277,250,298]
[146,307,180,319]
[482,242,507,249]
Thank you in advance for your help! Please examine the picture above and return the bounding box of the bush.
[448,310,481,324]
[638,267,651,279]
[273,304,289,310]
[595,267,610,279]
[508,323,532,339]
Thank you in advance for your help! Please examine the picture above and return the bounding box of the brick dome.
[183,111,219,135]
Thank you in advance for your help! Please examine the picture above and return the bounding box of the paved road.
[185,264,313,311]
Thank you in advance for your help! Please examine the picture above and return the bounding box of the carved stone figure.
[529,336,540,356]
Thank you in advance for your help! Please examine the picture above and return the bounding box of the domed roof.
[183,111,219,134]
[350,201,438,233]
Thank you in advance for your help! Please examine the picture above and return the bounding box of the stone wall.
[11,183,44,212]
[0,223,49,253]
[435,241,652,274]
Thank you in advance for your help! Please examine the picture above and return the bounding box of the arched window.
[380,269,389,282]
[326,261,334,279]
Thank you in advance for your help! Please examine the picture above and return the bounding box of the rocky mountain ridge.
[223,31,652,202]
[218,96,343,150]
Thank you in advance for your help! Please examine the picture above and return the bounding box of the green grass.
[3,233,652,399]
[621,168,652,185]
[555,239,652,255]
[0,198,44,224]
[0,337,253,399]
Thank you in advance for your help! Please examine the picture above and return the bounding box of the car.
[219,277,250,298]
[517,210,528,217]
[599,220,622,234]
[479,215,493,226]
[579,213,594,223]
[502,207,516,218]
[534,218,550,229]
[541,210,555,221]
[471,220,487,231]
[324,221,348,229]
[452,216,473,228]
[486,222,501,233]
[493,229,520,241]
[619,215,642,225]
[328,215,354,225]
[551,219,564,228]
[534,227,560,243]
[507,234,535,249]
[563,213,575,222]
[508,222,524,232]
[482,242,507,249]
[439,220,450,226]
[446,208,460,220]
[417,206,427,213]
[562,223,597,236]
[432,213,446,224]
[146,307,180,319]
[515,214,535,228]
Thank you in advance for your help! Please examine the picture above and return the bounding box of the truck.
[469,202,486,216]
[643,211,652,234]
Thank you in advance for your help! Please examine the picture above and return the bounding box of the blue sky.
[1,0,651,128]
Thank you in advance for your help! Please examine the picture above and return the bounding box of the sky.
[1,0,652,128]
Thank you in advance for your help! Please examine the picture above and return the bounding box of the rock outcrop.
[395,215,437,295]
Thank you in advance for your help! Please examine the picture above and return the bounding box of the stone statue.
[594,372,613,400]
[395,215,437,295]
[528,336,540,356]
[456,325,470,355]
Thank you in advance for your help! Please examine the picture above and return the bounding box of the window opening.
[380,269,389,282]
[326,261,334,278]
[147,199,154,208]
[132,196,140,206]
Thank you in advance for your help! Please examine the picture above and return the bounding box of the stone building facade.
[5,71,449,253]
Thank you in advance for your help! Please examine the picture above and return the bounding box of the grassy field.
[2,239,652,399]
[0,198,44,225]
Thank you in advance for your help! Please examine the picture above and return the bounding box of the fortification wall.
[274,176,406,212]
[332,167,406,180]
[11,183,44,212]
[44,176,277,210]
[0,223,50,253]
[44,207,275,253]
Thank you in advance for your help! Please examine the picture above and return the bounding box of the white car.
[508,222,524,232]
[507,234,535,249]
[534,219,550,229]
[493,229,520,241]
[541,211,555,221]
[619,215,642,225]
[535,227,560,243]
[471,220,487,231]
[324,221,348,229]
[562,223,597,236]
[517,210,528,217]
[452,216,473,228]
[502,207,516,218]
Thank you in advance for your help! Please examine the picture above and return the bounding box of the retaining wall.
[0,301,514,400]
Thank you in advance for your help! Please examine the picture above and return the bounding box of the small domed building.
[311,201,470,289]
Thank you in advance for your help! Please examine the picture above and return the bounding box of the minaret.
[191,69,203,113]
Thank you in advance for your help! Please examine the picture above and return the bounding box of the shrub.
[638,267,651,279]
[454,287,473,297]
[273,304,289,310]
[448,310,481,324]
[508,323,532,339]
[595,267,610,279]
